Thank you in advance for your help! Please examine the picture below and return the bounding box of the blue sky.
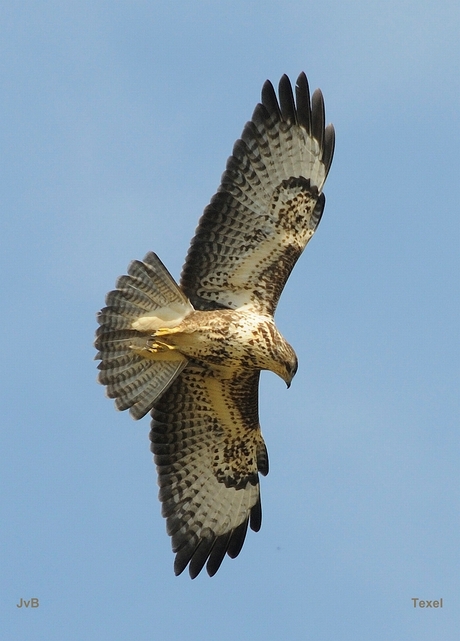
[1,1,459,639]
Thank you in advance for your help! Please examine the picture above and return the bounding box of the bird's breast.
[164,309,283,373]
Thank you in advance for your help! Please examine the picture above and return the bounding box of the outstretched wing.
[181,72,335,315]
[151,364,268,578]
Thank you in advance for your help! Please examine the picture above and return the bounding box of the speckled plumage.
[95,72,334,577]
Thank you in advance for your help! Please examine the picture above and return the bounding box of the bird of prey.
[95,72,334,578]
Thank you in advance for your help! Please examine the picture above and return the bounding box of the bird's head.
[272,340,298,388]
[282,349,298,388]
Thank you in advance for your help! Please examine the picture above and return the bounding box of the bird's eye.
[288,359,298,378]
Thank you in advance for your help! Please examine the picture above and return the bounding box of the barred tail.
[95,252,193,420]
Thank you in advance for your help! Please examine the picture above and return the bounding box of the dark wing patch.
[150,364,266,578]
[181,72,335,314]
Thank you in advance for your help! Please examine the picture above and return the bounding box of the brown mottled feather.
[181,72,334,313]
[151,366,265,577]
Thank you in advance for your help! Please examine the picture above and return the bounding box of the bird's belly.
[165,309,273,370]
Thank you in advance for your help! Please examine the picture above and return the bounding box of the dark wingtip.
[250,495,262,532]
[295,72,312,133]
[171,514,255,578]
[278,74,296,123]
[205,532,232,577]
[323,123,335,176]
[261,79,281,118]
[311,88,325,149]
[226,519,249,559]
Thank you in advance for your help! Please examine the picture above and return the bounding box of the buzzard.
[95,72,334,578]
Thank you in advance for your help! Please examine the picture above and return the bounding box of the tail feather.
[120,254,190,307]
[107,277,160,311]
[95,328,139,357]
[97,304,142,330]
[115,360,188,420]
[101,355,153,390]
[95,252,192,420]
[113,360,187,419]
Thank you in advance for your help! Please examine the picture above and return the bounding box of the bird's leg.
[154,327,182,336]
[147,339,177,353]
[129,329,183,361]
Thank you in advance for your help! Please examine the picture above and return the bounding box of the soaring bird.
[95,72,334,578]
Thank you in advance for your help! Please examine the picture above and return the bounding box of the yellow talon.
[155,327,181,336]
[153,340,177,351]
